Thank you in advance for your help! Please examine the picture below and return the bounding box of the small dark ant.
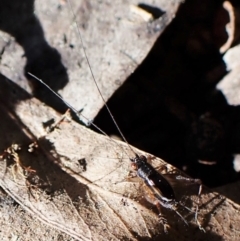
[131,155,204,233]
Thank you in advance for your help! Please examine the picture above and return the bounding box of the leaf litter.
[0,0,240,240]
[0,80,233,240]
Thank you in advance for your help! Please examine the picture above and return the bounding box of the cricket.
[28,0,205,233]
[0,0,216,240]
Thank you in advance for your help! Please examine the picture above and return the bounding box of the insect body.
[131,154,203,232]
[131,155,175,200]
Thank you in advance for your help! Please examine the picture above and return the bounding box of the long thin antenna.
[28,72,131,158]
[67,0,135,155]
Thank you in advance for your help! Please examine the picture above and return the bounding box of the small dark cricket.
[131,154,204,232]
[27,0,205,234]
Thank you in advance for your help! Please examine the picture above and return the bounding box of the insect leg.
[172,204,189,226]
[175,175,205,232]
[155,203,170,233]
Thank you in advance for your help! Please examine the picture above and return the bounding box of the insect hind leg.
[156,201,189,233]
[175,175,205,232]
[156,203,170,233]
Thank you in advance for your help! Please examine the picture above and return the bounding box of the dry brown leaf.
[0,187,77,241]
[0,74,240,241]
[0,0,240,240]
[0,0,182,123]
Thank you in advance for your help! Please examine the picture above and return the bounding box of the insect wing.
[146,170,175,201]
